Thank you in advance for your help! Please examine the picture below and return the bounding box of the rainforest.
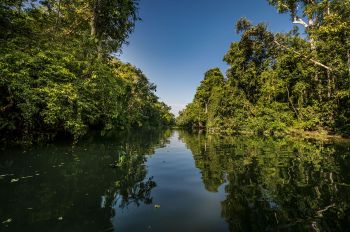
[0,0,174,144]
[1,1,350,232]
[177,0,350,138]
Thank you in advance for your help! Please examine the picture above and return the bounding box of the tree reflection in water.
[0,129,172,232]
[179,130,350,231]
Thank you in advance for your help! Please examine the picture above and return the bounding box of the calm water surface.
[1,130,350,231]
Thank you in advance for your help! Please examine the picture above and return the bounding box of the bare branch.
[274,40,332,71]
[293,17,309,28]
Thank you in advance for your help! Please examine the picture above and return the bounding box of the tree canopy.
[0,0,174,143]
[177,0,350,137]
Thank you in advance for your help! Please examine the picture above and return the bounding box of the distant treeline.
[177,0,350,136]
[0,0,175,143]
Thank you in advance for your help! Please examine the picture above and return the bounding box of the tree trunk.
[292,15,316,50]
[308,17,317,50]
[327,72,331,98]
[90,0,104,58]
[97,39,103,59]
[347,49,350,77]
[56,0,61,27]
[17,0,23,13]
[326,0,330,15]
[90,0,98,37]
[286,86,299,119]
[198,121,204,129]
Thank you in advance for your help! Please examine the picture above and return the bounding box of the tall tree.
[195,68,225,114]
[87,0,139,56]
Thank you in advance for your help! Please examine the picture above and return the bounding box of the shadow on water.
[0,128,172,232]
[178,130,350,231]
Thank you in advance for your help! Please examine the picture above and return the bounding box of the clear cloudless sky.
[119,0,294,115]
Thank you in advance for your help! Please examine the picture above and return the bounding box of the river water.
[1,130,350,231]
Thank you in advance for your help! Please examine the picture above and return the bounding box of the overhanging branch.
[274,40,332,71]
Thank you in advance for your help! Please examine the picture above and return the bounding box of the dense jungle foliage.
[0,0,175,143]
[177,0,350,136]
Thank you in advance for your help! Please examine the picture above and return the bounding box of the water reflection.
[1,130,350,231]
[0,129,171,232]
[179,131,350,231]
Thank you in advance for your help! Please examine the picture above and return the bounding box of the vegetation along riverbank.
[0,0,175,144]
[176,0,350,138]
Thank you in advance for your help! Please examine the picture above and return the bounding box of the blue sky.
[119,0,293,115]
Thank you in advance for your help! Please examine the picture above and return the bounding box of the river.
[1,130,350,231]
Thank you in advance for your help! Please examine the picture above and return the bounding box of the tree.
[177,9,350,136]
[195,68,225,114]
[87,0,139,56]
[0,0,174,143]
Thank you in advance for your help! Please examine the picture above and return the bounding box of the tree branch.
[1,98,14,112]
[315,203,336,217]
[274,40,332,71]
[293,17,309,28]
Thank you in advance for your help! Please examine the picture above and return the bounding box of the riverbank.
[287,129,350,142]
[200,127,350,142]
